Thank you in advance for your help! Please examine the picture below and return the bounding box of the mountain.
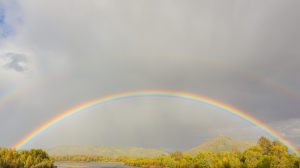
[185,136,256,155]
[46,145,168,158]
[46,136,257,158]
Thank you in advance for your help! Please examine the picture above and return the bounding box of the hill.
[46,145,168,158]
[185,136,256,155]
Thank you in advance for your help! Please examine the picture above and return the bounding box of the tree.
[170,150,183,161]
[258,136,272,155]
[272,140,282,147]
[0,148,54,168]
[257,155,271,168]
[25,155,33,168]
[243,146,263,168]
[270,145,290,168]
[194,152,211,168]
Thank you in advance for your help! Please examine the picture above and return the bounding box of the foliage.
[0,148,54,168]
[46,145,167,158]
[51,154,130,163]
[258,137,273,155]
[49,136,300,168]
[124,136,299,168]
[243,146,263,168]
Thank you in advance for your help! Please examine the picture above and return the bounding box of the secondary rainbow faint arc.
[12,90,299,155]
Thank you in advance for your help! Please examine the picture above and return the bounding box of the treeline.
[124,137,300,168]
[51,155,131,163]
[0,148,54,168]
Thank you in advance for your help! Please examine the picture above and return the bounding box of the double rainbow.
[12,90,299,156]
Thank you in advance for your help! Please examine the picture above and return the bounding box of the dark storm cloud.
[0,0,300,150]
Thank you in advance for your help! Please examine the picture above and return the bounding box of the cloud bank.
[0,0,300,150]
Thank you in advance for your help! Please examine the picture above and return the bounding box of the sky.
[0,0,300,152]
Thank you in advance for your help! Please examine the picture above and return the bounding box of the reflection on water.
[55,162,138,168]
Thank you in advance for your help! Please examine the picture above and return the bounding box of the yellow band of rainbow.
[12,90,299,156]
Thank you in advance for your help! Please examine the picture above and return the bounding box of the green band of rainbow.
[12,90,299,156]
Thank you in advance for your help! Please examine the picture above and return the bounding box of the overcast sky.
[0,0,300,152]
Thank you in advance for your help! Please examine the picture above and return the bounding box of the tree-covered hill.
[46,145,167,158]
[185,136,256,155]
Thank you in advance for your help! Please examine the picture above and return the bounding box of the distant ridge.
[46,145,167,158]
[185,136,256,156]
[47,136,257,158]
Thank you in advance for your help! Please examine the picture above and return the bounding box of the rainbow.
[0,89,27,109]
[12,90,299,156]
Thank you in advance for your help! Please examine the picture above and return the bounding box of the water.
[55,162,138,168]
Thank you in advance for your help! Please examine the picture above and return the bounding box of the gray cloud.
[0,0,300,151]
[3,52,27,71]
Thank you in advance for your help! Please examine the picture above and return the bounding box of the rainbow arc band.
[12,90,299,156]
